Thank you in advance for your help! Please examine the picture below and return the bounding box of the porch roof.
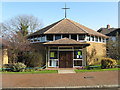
[43,37,90,46]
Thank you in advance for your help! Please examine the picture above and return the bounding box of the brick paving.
[2,71,119,88]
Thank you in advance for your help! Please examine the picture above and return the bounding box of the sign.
[50,52,54,58]
[78,51,81,55]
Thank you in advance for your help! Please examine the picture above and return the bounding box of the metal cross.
[62,4,70,18]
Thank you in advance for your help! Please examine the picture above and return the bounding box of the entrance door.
[59,51,73,68]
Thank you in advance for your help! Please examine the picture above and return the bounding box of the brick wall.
[86,42,106,65]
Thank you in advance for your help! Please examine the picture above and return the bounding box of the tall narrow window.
[50,51,58,59]
[87,35,90,41]
[46,35,53,41]
[74,60,82,66]
[99,37,101,42]
[55,35,61,40]
[91,36,94,41]
[74,51,82,59]
[38,36,41,42]
[95,36,98,42]
[62,34,69,38]
[71,34,77,40]
[41,35,45,42]
[79,34,85,40]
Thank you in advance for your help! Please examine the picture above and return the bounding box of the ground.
[2,71,119,89]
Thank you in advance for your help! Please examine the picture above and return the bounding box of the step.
[58,70,76,74]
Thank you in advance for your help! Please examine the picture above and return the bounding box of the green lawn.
[1,70,58,74]
[1,68,120,74]
[75,68,120,73]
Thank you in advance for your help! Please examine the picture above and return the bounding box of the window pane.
[56,61,58,66]
[50,51,58,59]
[71,34,77,40]
[50,47,58,49]
[87,35,90,41]
[79,35,85,40]
[74,60,82,66]
[74,47,82,49]
[99,37,101,42]
[95,36,98,42]
[55,35,61,40]
[47,35,53,41]
[91,36,94,41]
[74,51,82,59]
[41,35,45,42]
[49,60,58,67]
[49,60,52,66]
[62,34,69,38]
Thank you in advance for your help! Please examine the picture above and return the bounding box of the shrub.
[101,58,117,69]
[24,52,43,67]
[2,63,26,72]
[12,63,26,72]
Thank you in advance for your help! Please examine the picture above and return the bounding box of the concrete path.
[58,70,76,74]
[2,71,119,88]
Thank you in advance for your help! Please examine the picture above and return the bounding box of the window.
[41,35,45,42]
[79,34,85,40]
[50,47,58,49]
[95,36,98,42]
[71,34,77,40]
[110,36,116,41]
[47,35,53,41]
[50,51,58,59]
[37,36,41,41]
[62,34,69,38]
[74,51,82,59]
[49,60,58,67]
[55,35,61,40]
[30,38,34,42]
[87,35,90,41]
[59,47,72,49]
[91,36,94,41]
[99,37,101,42]
[74,60,82,66]
[74,47,82,49]
[49,51,58,67]
[103,38,106,42]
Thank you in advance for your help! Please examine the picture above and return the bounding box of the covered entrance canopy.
[44,38,90,68]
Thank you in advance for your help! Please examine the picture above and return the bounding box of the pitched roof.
[28,18,107,38]
[108,28,120,36]
[97,28,118,36]
[43,37,90,46]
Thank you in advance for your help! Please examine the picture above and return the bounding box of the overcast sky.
[1,2,118,31]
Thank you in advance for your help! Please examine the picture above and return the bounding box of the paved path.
[2,71,119,88]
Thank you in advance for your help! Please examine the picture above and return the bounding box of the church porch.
[45,46,89,68]
[44,38,90,68]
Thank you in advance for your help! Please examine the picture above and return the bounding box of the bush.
[101,58,117,69]
[24,52,43,67]
[2,63,26,72]
[12,63,26,72]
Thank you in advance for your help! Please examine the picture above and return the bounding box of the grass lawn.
[1,70,58,74]
[75,68,120,73]
[1,68,120,74]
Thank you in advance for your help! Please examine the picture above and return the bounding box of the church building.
[27,18,107,68]
[27,5,107,68]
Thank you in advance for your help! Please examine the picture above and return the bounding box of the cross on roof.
[62,3,70,18]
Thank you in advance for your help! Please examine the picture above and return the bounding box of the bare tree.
[1,15,42,37]
[5,32,32,63]
[0,15,42,63]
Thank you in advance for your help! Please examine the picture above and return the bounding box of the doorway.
[59,51,73,68]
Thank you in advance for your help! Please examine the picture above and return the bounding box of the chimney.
[107,24,110,29]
